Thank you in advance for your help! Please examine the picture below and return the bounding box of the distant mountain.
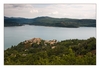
[4,16,96,27]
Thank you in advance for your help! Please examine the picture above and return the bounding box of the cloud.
[4,4,33,8]
[52,11,59,14]
[4,4,96,19]
[30,9,38,13]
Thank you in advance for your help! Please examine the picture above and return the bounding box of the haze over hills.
[4,16,96,28]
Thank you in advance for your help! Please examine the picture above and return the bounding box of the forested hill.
[4,37,96,65]
[4,16,33,26]
[4,16,96,28]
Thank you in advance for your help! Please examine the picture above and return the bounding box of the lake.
[4,25,96,50]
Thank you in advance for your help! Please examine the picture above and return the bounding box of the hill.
[4,16,33,26]
[4,16,96,28]
[4,37,96,65]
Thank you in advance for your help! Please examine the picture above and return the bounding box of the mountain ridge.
[4,16,96,28]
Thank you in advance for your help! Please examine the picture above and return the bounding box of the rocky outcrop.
[23,38,57,46]
[24,38,41,45]
[51,46,56,49]
[45,40,57,45]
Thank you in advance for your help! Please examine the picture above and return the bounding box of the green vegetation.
[4,16,96,27]
[4,37,96,65]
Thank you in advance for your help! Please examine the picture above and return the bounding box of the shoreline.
[4,24,96,28]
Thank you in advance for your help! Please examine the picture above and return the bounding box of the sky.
[4,4,96,19]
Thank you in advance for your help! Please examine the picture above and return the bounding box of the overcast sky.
[4,4,96,19]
